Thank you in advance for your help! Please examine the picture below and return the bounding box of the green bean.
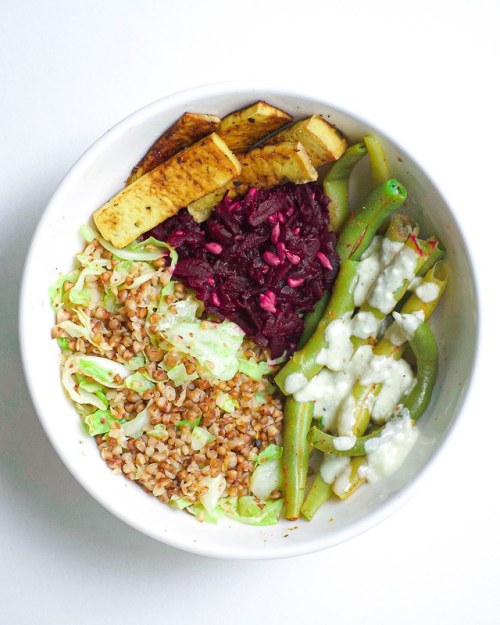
[355,236,439,330]
[300,382,374,519]
[282,399,313,520]
[307,425,381,457]
[274,259,359,393]
[398,260,449,321]
[364,134,391,186]
[336,179,407,262]
[401,322,438,421]
[300,473,331,521]
[332,456,367,500]
[282,291,330,519]
[415,240,444,278]
[323,143,368,233]
[297,292,330,350]
[307,321,438,456]
[385,213,418,241]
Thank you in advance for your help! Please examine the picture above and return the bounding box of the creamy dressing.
[354,255,381,307]
[333,462,352,496]
[284,372,308,394]
[320,454,350,484]
[294,345,373,430]
[333,436,356,451]
[354,236,404,307]
[354,236,383,307]
[381,238,404,267]
[415,281,439,303]
[408,276,423,291]
[351,310,383,339]
[386,310,425,345]
[358,414,418,483]
[336,395,357,436]
[368,246,420,314]
[337,390,376,436]
[359,353,415,423]
[316,316,353,371]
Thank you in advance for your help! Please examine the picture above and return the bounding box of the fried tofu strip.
[94,133,240,248]
[127,113,221,184]
[264,115,347,167]
[188,142,317,222]
[218,101,293,153]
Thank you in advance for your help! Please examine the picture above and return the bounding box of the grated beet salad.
[148,183,339,359]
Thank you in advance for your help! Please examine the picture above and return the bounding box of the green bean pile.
[276,135,447,521]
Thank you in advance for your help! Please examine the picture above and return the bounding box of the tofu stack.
[93,101,348,247]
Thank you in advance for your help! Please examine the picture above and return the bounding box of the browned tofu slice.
[264,115,347,167]
[94,133,241,248]
[218,101,293,152]
[188,142,317,222]
[127,113,221,184]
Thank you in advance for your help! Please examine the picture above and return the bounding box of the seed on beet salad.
[146,183,339,358]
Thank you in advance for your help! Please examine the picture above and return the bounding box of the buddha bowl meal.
[48,97,452,527]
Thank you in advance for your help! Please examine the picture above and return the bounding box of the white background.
[1,1,499,623]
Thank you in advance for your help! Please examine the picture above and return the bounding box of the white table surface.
[1,1,499,623]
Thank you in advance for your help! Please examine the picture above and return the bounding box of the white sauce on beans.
[351,310,383,339]
[333,435,356,451]
[408,276,423,291]
[386,310,425,345]
[415,281,440,303]
[368,246,420,314]
[284,372,308,394]
[320,455,350,484]
[288,240,424,483]
[295,345,373,430]
[359,354,415,423]
[316,316,353,371]
[358,413,418,482]
[354,236,382,307]
[354,236,405,307]
[381,238,404,267]
[333,462,353,496]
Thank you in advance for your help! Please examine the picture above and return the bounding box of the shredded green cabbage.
[121,403,152,438]
[167,363,198,385]
[187,503,223,524]
[168,497,192,511]
[84,409,116,436]
[80,225,175,263]
[215,391,238,413]
[254,391,267,405]
[199,474,226,512]
[162,319,244,381]
[78,356,130,387]
[250,459,283,501]
[125,354,146,372]
[56,308,93,342]
[191,426,215,451]
[56,337,70,352]
[49,271,79,311]
[145,424,169,440]
[220,496,283,526]
[68,262,106,307]
[156,299,199,331]
[62,356,108,410]
[110,260,133,288]
[103,290,120,313]
[238,358,276,381]
[124,372,155,394]
[176,416,202,430]
[255,444,283,465]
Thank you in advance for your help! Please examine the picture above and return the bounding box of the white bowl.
[19,82,478,559]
